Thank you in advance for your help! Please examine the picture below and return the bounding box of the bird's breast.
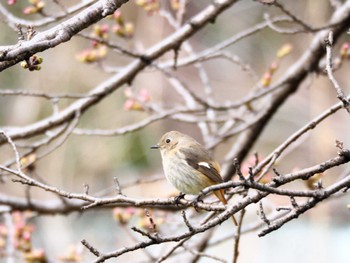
[162,156,213,195]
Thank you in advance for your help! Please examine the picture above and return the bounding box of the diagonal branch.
[0,0,129,70]
[0,0,238,145]
[222,0,350,180]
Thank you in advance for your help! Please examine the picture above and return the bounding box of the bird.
[151,130,237,225]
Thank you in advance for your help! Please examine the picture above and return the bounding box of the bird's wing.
[179,147,223,184]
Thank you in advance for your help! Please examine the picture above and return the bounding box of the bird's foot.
[191,193,204,212]
[174,192,186,206]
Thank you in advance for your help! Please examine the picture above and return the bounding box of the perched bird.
[151,130,237,225]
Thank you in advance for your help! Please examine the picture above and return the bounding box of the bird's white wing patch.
[198,162,211,169]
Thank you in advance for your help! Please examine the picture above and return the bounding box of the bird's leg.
[174,192,186,205]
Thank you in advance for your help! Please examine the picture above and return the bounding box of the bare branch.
[1,0,239,144]
[259,173,350,236]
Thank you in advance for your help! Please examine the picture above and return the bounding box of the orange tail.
[214,189,238,226]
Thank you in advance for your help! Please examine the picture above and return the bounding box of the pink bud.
[123,99,136,110]
[101,24,109,33]
[341,42,350,50]
[22,230,31,241]
[125,207,136,215]
[138,89,150,102]
[23,6,36,15]
[261,72,272,87]
[340,42,350,59]
[269,61,278,73]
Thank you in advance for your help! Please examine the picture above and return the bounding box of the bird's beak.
[150,145,160,149]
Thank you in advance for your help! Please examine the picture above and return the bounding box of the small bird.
[151,130,237,225]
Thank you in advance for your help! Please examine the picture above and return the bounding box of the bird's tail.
[214,189,238,226]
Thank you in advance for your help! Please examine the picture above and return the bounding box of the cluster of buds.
[91,24,110,39]
[137,210,163,233]
[113,207,136,225]
[76,24,109,63]
[77,11,134,64]
[13,211,34,253]
[123,88,151,111]
[113,207,163,234]
[20,55,43,71]
[13,212,47,262]
[0,212,47,262]
[76,43,107,63]
[111,11,134,38]
[135,0,159,15]
[89,11,134,39]
[23,0,45,15]
[261,43,293,87]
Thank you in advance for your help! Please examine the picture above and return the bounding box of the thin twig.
[0,130,22,172]
[81,239,100,257]
[258,201,270,225]
[113,177,123,195]
[182,210,194,232]
[233,208,246,263]
[325,31,350,114]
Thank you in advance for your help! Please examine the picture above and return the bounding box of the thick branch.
[0,0,129,70]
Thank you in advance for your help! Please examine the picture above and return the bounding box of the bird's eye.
[165,138,171,143]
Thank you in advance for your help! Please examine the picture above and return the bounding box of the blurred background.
[0,0,349,262]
